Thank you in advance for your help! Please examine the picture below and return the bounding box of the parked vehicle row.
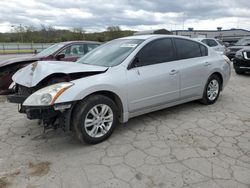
[233,47,250,74]
[225,37,250,60]
[0,41,100,94]
[196,37,250,74]
[7,35,231,144]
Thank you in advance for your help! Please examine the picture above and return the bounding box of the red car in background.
[0,41,100,94]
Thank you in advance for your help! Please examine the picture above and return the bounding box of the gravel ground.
[0,69,250,188]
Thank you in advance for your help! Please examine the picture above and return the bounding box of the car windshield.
[35,43,64,57]
[234,38,250,46]
[77,39,144,67]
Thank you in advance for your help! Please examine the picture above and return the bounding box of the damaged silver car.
[8,35,231,144]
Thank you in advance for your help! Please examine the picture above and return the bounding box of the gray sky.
[0,0,250,32]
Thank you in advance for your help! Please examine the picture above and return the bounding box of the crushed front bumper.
[25,106,59,120]
[7,94,27,104]
[20,103,73,131]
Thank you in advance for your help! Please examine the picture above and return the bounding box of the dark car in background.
[233,47,250,74]
[0,41,100,94]
[226,37,250,60]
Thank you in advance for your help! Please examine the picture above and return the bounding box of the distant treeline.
[0,25,136,43]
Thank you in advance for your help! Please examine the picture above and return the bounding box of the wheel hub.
[84,104,114,138]
[207,79,219,101]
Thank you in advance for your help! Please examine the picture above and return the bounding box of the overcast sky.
[0,0,250,33]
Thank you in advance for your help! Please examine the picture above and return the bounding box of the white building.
[172,28,250,43]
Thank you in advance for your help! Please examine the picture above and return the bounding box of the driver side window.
[135,38,176,67]
[59,44,85,57]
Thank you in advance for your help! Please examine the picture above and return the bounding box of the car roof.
[193,38,218,41]
[120,34,197,41]
[60,41,101,45]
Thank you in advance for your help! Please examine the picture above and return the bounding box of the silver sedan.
[9,35,231,144]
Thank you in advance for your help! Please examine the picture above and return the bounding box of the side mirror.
[130,57,140,68]
[247,43,250,46]
[128,57,140,69]
[56,54,65,60]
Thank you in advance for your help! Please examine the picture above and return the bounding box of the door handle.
[169,69,179,75]
[204,62,211,66]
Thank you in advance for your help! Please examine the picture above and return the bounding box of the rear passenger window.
[175,38,203,59]
[136,38,176,67]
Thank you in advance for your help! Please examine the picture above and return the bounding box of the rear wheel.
[72,95,118,144]
[200,74,221,105]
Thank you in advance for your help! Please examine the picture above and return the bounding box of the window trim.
[127,37,177,69]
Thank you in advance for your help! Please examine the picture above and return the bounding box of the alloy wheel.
[207,79,219,101]
[84,104,114,138]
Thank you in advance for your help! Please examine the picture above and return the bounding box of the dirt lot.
[0,68,250,188]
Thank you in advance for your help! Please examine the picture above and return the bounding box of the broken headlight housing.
[23,82,73,106]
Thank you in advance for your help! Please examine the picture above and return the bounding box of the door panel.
[178,57,208,99]
[127,61,180,112]
[173,38,210,99]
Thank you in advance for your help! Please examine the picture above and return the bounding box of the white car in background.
[194,38,226,54]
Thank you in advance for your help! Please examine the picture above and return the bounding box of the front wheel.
[200,74,221,105]
[72,95,118,144]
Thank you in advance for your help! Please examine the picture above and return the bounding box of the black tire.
[235,69,244,75]
[72,95,118,144]
[200,74,222,105]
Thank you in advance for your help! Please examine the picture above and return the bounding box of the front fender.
[54,69,128,119]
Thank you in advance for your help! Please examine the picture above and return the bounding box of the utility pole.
[19,24,24,43]
[182,12,185,31]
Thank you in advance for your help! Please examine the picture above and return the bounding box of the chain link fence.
[0,43,53,54]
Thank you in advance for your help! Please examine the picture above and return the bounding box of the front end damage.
[24,102,75,131]
[7,61,108,132]
[8,83,76,131]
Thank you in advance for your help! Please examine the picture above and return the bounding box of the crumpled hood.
[0,55,40,67]
[12,61,108,87]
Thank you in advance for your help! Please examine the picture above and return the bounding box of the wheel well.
[212,72,223,90]
[85,91,123,118]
